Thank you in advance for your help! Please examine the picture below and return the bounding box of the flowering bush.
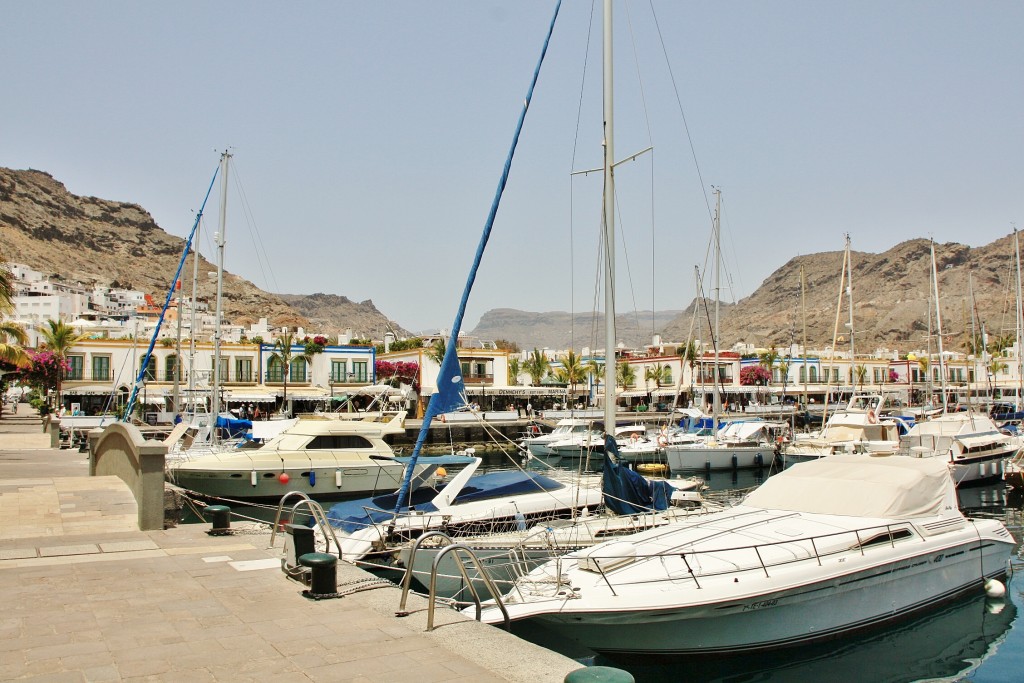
[376,360,419,388]
[739,365,772,386]
[22,350,70,395]
[888,369,900,384]
[312,335,328,346]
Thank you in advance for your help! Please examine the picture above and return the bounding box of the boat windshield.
[451,470,564,504]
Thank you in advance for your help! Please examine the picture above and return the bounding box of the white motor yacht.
[783,393,903,463]
[898,410,1021,485]
[166,411,465,501]
[665,419,783,472]
[473,454,1014,654]
[520,418,595,457]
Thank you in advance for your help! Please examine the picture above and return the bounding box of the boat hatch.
[774,528,805,538]
[578,541,638,573]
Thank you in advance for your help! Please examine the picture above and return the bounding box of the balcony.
[463,374,494,385]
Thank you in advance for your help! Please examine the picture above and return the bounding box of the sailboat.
[896,240,1020,486]
[664,190,785,472]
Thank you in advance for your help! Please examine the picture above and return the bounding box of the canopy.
[742,454,951,519]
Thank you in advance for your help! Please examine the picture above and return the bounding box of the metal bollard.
[203,505,231,535]
[298,552,338,598]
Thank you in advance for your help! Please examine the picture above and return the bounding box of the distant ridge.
[468,308,684,351]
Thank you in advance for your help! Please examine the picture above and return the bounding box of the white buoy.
[250,469,257,487]
[984,578,1006,599]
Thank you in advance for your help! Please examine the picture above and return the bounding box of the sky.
[3,1,1023,338]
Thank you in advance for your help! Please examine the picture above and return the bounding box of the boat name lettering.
[743,599,778,611]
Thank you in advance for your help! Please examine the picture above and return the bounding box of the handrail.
[268,491,342,558]
[269,491,314,548]
[396,531,510,632]
[289,499,343,557]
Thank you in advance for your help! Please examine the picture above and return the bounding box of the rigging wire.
[230,162,281,295]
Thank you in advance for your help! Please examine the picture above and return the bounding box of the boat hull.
[502,535,1011,654]
[666,444,775,471]
[169,462,412,501]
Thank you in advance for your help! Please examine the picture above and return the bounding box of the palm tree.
[523,348,550,386]
[987,357,1007,396]
[758,347,780,383]
[507,357,521,385]
[553,349,587,396]
[425,338,447,366]
[644,364,671,390]
[616,361,636,390]
[854,364,868,390]
[267,331,312,411]
[39,319,85,406]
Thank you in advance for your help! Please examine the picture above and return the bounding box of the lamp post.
[907,353,917,407]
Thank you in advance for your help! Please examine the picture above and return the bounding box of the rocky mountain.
[660,237,1019,352]
[0,168,396,337]
[468,308,684,351]
[277,293,412,341]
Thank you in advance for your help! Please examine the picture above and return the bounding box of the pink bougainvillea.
[739,365,772,386]
[376,360,419,388]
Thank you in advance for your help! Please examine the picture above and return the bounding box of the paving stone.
[38,544,100,557]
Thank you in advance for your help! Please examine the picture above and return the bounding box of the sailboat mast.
[845,235,855,381]
[712,187,721,433]
[210,150,230,441]
[602,0,617,432]
[1015,229,1023,411]
[930,239,948,411]
[801,264,808,406]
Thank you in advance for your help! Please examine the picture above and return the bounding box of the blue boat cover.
[602,436,672,515]
[215,415,252,439]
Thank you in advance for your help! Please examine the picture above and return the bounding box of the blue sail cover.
[602,436,672,515]
[215,415,252,439]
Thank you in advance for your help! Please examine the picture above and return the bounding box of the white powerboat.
[322,456,606,565]
[783,393,903,463]
[472,454,1014,654]
[898,410,1021,485]
[166,411,463,501]
[520,418,595,457]
[665,419,784,472]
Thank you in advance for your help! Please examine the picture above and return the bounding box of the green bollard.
[203,505,231,535]
[565,666,635,683]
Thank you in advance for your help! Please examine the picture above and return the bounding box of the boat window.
[857,528,913,549]
[306,435,374,449]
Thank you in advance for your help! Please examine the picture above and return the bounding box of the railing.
[562,518,920,591]
[397,531,510,632]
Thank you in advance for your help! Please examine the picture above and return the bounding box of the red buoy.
[278,472,290,484]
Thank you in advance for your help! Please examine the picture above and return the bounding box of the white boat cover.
[742,454,950,519]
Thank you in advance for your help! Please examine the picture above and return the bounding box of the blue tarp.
[215,415,252,439]
[602,436,672,515]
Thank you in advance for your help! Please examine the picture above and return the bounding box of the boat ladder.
[396,531,510,632]
[269,491,343,567]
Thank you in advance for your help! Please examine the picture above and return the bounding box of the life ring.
[657,435,668,447]
[867,409,878,425]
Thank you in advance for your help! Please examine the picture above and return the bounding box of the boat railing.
[269,491,342,557]
[397,531,510,632]
[578,520,920,588]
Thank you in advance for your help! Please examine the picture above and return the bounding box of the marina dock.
[0,413,582,682]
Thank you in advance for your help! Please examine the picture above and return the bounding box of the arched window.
[165,354,179,382]
[138,355,156,381]
[267,357,285,383]
[289,358,307,382]
[809,366,818,383]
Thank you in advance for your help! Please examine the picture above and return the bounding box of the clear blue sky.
[3,1,1022,336]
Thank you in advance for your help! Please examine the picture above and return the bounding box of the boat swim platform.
[0,425,581,682]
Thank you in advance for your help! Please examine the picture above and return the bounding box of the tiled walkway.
[0,414,581,682]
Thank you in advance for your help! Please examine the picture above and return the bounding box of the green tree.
[507,357,521,385]
[38,319,85,405]
[425,338,447,366]
[644,364,671,390]
[758,347,780,383]
[681,340,700,391]
[523,348,551,386]
[553,349,587,395]
[267,331,312,409]
[616,361,636,389]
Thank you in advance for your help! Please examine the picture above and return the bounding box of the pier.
[0,413,582,682]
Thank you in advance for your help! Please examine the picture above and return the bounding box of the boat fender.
[755,453,764,467]
[985,578,1006,598]
[250,470,257,487]
[309,470,316,487]
[278,472,290,484]
[335,469,343,488]
[731,454,738,470]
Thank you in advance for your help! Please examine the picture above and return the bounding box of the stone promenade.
[0,410,582,682]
